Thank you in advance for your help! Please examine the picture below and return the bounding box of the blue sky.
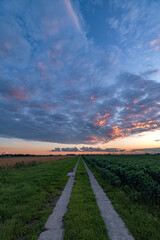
[0,0,160,154]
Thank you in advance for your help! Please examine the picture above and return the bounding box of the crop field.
[0,155,71,167]
[83,154,160,240]
[83,154,160,204]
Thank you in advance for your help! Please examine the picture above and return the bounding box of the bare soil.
[0,156,71,167]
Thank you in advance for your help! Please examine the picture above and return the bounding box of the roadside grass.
[84,159,160,240]
[63,158,110,240]
[0,156,78,240]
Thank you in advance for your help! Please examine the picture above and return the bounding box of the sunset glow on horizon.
[0,0,159,155]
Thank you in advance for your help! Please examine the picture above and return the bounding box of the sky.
[0,0,160,155]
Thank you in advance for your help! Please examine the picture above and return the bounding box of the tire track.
[38,158,79,240]
[83,160,135,240]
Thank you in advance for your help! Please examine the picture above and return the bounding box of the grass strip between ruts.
[84,158,160,240]
[0,156,78,240]
[63,158,110,240]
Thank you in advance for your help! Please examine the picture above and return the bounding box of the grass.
[63,158,110,240]
[0,156,78,240]
[84,158,160,240]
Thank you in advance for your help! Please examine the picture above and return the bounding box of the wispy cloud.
[150,39,158,46]
[142,69,160,77]
[63,0,81,31]
[131,148,160,153]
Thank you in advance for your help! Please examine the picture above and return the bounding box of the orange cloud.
[133,99,138,104]
[85,136,99,143]
[131,120,157,129]
[93,111,110,127]
[84,136,107,144]
[111,126,125,138]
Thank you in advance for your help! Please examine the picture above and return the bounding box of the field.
[1,154,160,240]
[0,156,78,240]
[83,154,160,204]
[0,155,71,167]
[83,154,160,240]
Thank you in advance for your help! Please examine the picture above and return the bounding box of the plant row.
[83,155,160,204]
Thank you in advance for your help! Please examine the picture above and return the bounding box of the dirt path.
[38,158,79,240]
[83,160,135,240]
[38,158,135,240]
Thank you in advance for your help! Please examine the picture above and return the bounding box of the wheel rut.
[38,158,135,240]
[83,160,135,240]
[38,158,79,240]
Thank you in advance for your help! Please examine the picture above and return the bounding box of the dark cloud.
[80,147,125,152]
[50,147,125,152]
[155,139,160,142]
[61,147,79,152]
[131,148,160,153]
[51,148,61,152]
[50,147,80,152]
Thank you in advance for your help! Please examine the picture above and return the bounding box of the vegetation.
[83,155,160,240]
[83,155,160,203]
[0,156,78,240]
[63,158,109,240]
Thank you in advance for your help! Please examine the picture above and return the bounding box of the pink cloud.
[8,88,29,100]
[155,46,160,50]
[150,39,158,46]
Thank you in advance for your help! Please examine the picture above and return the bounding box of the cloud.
[80,147,125,152]
[51,148,61,152]
[51,147,79,152]
[131,148,160,153]
[150,39,158,46]
[142,69,160,77]
[0,0,160,146]
[0,71,159,145]
[61,147,79,152]
[63,0,81,32]
[50,146,125,152]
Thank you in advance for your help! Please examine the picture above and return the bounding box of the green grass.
[63,158,110,240]
[84,158,160,240]
[0,156,78,240]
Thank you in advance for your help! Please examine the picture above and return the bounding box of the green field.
[0,157,78,240]
[83,154,160,240]
[1,154,160,240]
